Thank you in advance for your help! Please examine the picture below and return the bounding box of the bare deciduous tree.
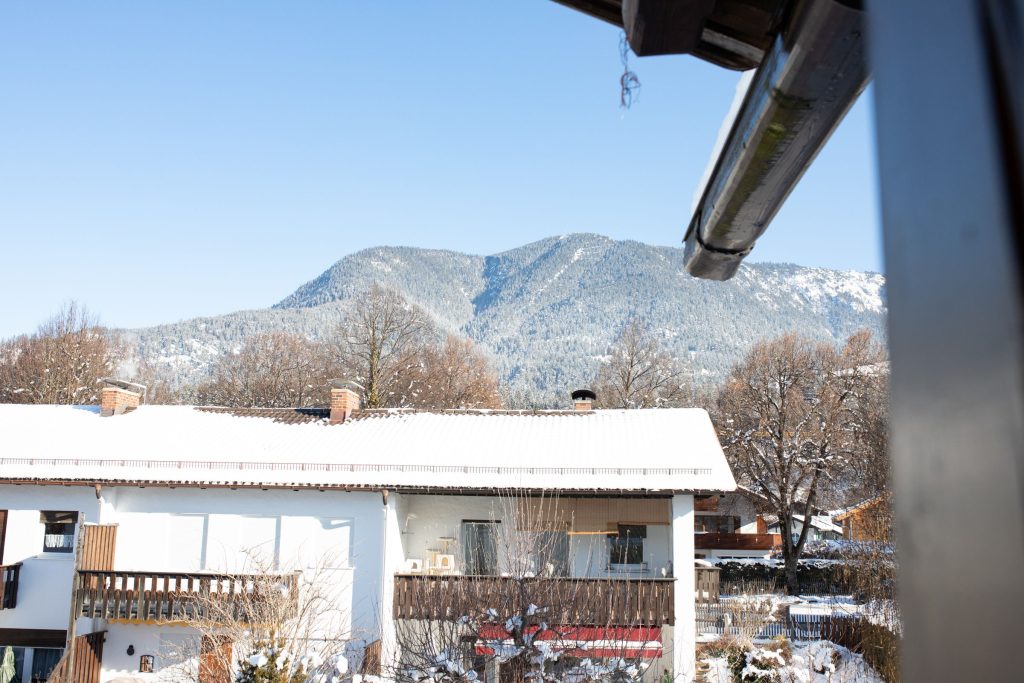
[0,302,123,404]
[128,355,185,405]
[593,319,688,409]
[409,335,503,410]
[714,329,885,595]
[162,554,358,683]
[195,332,336,408]
[331,286,433,409]
[836,365,899,644]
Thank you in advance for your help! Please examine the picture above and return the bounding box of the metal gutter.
[683,0,869,280]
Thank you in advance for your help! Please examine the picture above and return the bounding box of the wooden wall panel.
[74,632,105,683]
[79,525,117,571]
[199,636,233,683]
[0,628,67,648]
[515,498,671,532]
[695,496,719,512]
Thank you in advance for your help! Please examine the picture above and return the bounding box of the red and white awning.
[476,625,663,659]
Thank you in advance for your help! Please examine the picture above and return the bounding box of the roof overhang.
[553,0,870,280]
[552,0,786,70]
[0,477,733,498]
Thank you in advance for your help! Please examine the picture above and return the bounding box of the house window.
[461,521,498,575]
[694,515,741,533]
[527,531,570,577]
[39,511,77,553]
[609,524,645,566]
[1,647,25,683]
[31,648,64,683]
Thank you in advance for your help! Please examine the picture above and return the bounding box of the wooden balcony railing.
[0,563,21,609]
[694,532,781,551]
[393,574,675,626]
[75,570,300,622]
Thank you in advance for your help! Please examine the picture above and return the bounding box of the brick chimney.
[99,378,146,417]
[329,380,361,424]
[571,388,596,411]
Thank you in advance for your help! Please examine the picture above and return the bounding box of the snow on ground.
[702,641,885,683]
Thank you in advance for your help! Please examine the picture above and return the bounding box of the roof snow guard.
[0,404,736,493]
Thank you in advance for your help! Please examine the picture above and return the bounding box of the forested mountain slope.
[126,234,886,406]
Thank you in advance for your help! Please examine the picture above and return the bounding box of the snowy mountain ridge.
[125,233,886,407]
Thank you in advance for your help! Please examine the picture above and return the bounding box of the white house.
[693,490,778,560]
[0,382,736,683]
[764,515,844,544]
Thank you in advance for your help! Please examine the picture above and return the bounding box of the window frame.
[608,524,646,567]
[39,511,78,554]
[460,520,499,576]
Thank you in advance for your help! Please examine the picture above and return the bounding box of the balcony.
[393,574,675,626]
[0,563,21,609]
[694,532,780,551]
[75,570,300,622]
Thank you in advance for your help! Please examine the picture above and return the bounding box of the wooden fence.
[695,566,720,604]
[76,570,300,622]
[699,605,822,639]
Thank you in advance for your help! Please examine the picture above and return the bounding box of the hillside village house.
[834,496,891,543]
[693,490,779,561]
[0,382,736,683]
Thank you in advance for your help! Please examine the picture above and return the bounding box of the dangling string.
[620,31,641,109]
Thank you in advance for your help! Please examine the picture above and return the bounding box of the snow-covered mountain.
[125,234,886,407]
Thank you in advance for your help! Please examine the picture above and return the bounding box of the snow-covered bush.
[725,639,791,683]
[703,639,887,683]
[236,642,309,683]
[236,642,354,683]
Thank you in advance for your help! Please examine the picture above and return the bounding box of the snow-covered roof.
[0,404,736,493]
[765,514,843,535]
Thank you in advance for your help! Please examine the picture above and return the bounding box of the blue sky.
[0,1,880,338]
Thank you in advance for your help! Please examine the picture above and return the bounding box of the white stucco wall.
[568,525,672,577]
[99,487,384,643]
[671,494,696,683]
[96,623,200,683]
[401,495,673,579]
[1,484,387,657]
[0,485,101,631]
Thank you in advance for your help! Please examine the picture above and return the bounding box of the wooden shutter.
[79,524,117,571]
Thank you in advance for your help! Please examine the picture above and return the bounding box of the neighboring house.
[692,490,779,560]
[0,381,736,683]
[834,496,892,542]
[764,514,844,544]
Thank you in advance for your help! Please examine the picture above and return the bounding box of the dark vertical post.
[868,1,1024,680]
